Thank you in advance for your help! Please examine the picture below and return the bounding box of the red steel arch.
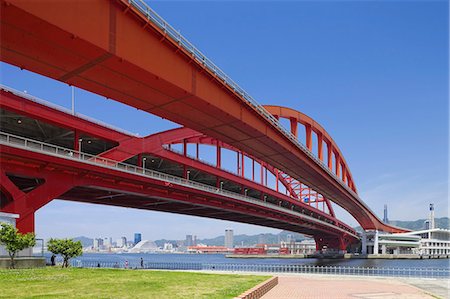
[162,130,336,217]
[264,105,356,193]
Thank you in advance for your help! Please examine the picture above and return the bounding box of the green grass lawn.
[0,267,269,298]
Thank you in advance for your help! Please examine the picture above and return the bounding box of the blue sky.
[1,0,448,241]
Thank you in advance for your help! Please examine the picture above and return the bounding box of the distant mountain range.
[72,217,449,248]
[154,230,308,248]
[72,231,307,248]
[389,217,449,230]
[73,236,95,248]
[355,217,449,232]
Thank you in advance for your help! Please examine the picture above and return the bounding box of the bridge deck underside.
[0,144,356,243]
[0,0,388,231]
[60,186,320,236]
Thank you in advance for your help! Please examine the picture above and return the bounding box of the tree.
[0,223,36,269]
[47,238,82,268]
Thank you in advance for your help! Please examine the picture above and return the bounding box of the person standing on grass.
[125,260,128,269]
[140,257,144,268]
[50,254,56,266]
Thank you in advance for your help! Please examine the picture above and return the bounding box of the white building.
[0,212,33,257]
[93,238,103,250]
[103,237,112,248]
[130,240,157,253]
[280,239,316,254]
[362,203,449,256]
[362,230,421,255]
[0,212,19,256]
[163,243,174,252]
[361,228,450,256]
[403,228,450,256]
[225,229,234,249]
[116,237,127,248]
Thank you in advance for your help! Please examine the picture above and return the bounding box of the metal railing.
[70,260,450,278]
[126,0,360,202]
[0,131,356,237]
[0,84,139,137]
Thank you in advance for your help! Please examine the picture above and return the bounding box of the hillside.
[154,231,308,248]
[389,217,449,230]
[73,236,94,248]
[355,217,449,232]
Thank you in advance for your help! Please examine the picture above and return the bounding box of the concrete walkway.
[260,276,444,299]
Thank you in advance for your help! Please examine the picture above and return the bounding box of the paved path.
[260,276,443,299]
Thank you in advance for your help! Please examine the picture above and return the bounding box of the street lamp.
[142,157,147,174]
[78,138,82,153]
[186,170,190,180]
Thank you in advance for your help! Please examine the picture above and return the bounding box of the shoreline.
[226,253,450,260]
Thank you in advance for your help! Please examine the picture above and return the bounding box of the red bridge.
[0,0,406,251]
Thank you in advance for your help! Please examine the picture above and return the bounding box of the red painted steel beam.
[0,88,128,143]
[0,144,357,240]
[1,90,328,218]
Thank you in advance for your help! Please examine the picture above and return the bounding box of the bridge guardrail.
[0,84,139,137]
[69,259,450,279]
[126,0,360,200]
[0,131,356,237]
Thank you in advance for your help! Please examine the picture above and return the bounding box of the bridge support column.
[15,212,35,234]
[314,234,350,253]
[0,169,76,233]
[361,231,367,254]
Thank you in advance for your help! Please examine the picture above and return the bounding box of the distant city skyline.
[1,0,448,240]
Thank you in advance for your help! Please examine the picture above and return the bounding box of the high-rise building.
[93,238,99,249]
[258,234,266,245]
[93,238,103,249]
[134,233,142,245]
[429,203,435,230]
[286,234,293,243]
[116,237,127,248]
[185,235,193,247]
[383,204,389,223]
[104,237,112,248]
[225,229,234,249]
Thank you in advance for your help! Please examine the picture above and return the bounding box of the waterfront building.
[130,240,157,253]
[225,229,234,249]
[134,233,142,245]
[116,237,127,248]
[163,243,174,252]
[103,237,112,248]
[258,234,266,245]
[187,244,232,254]
[362,230,420,255]
[362,228,450,256]
[93,238,103,250]
[185,235,193,247]
[403,228,450,256]
[280,239,316,255]
[286,234,293,243]
[362,203,449,256]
